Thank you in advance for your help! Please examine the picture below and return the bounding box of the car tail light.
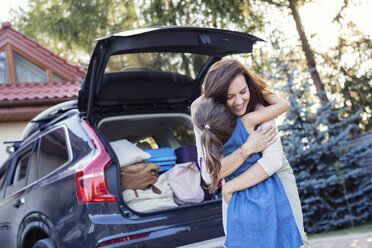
[75,120,117,203]
[97,232,150,247]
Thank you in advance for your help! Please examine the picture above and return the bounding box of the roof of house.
[0,22,86,122]
[0,22,87,82]
[0,81,80,103]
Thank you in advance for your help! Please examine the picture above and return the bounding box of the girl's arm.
[223,118,283,204]
[241,93,289,128]
[223,162,269,203]
[218,126,276,178]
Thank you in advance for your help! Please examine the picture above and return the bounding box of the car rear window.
[104,52,210,79]
[38,127,70,178]
[0,163,9,197]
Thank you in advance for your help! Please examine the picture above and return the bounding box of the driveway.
[178,232,372,247]
[310,232,372,248]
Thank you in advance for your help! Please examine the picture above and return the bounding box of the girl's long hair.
[203,59,271,113]
[194,99,237,193]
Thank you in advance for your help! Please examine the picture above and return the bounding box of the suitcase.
[144,147,177,172]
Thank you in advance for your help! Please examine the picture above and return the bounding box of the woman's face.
[226,74,250,117]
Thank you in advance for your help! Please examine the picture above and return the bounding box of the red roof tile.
[0,82,81,102]
[0,23,86,122]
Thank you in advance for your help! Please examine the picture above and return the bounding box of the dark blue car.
[0,27,262,248]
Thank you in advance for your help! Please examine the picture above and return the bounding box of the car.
[0,26,262,248]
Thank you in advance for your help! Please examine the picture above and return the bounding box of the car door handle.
[13,198,25,208]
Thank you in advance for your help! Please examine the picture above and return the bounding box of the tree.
[142,0,331,103]
[13,0,139,63]
[140,0,266,33]
[12,0,372,131]
[263,0,371,130]
[320,14,372,131]
[275,60,372,233]
[263,0,329,103]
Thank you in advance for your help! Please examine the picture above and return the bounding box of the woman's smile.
[226,74,250,116]
[233,104,246,112]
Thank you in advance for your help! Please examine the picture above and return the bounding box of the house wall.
[0,122,27,165]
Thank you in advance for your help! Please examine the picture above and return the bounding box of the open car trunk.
[97,111,218,213]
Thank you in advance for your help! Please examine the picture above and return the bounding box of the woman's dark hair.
[194,99,237,193]
[203,59,271,114]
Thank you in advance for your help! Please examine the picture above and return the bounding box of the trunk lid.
[77,26,263,121]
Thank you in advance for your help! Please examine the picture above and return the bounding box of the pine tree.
[276,63,372,233]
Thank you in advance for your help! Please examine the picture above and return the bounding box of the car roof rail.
[21,100,78,140]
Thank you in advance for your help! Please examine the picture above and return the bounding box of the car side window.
[12,152,31,184]
[38,127,70,179]
[26,140,39,185]
[5,143,35,197]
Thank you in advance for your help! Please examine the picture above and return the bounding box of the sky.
[1,0,29,23]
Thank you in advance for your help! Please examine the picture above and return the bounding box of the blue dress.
[224,118,303,248]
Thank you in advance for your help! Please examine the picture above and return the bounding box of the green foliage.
[276,60,372,233]
[140,0,266,34]
[11,0,372,131]
[319,24,372,132]
[13,0,139,62]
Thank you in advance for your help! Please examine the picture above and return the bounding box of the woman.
[191,59,309,247]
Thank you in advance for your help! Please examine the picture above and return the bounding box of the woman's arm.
[223,162,269,203]
[241,93,289,128]
[255,118,284,176]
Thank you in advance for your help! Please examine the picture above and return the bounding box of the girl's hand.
[241,126,277,156]
[222,182,234,204]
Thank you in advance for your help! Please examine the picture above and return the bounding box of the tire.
[32,238,55,248]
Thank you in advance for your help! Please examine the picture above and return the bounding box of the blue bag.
[144,148,177,172]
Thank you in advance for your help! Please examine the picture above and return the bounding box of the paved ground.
[179,232,372,247]
[309,232,372,248]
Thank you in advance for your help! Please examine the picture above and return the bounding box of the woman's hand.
[222,182,235,204]
[241,126,277,157]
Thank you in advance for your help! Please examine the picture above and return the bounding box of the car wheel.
[32,238,55,248]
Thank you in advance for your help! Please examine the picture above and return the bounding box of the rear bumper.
[177,236,226,248]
